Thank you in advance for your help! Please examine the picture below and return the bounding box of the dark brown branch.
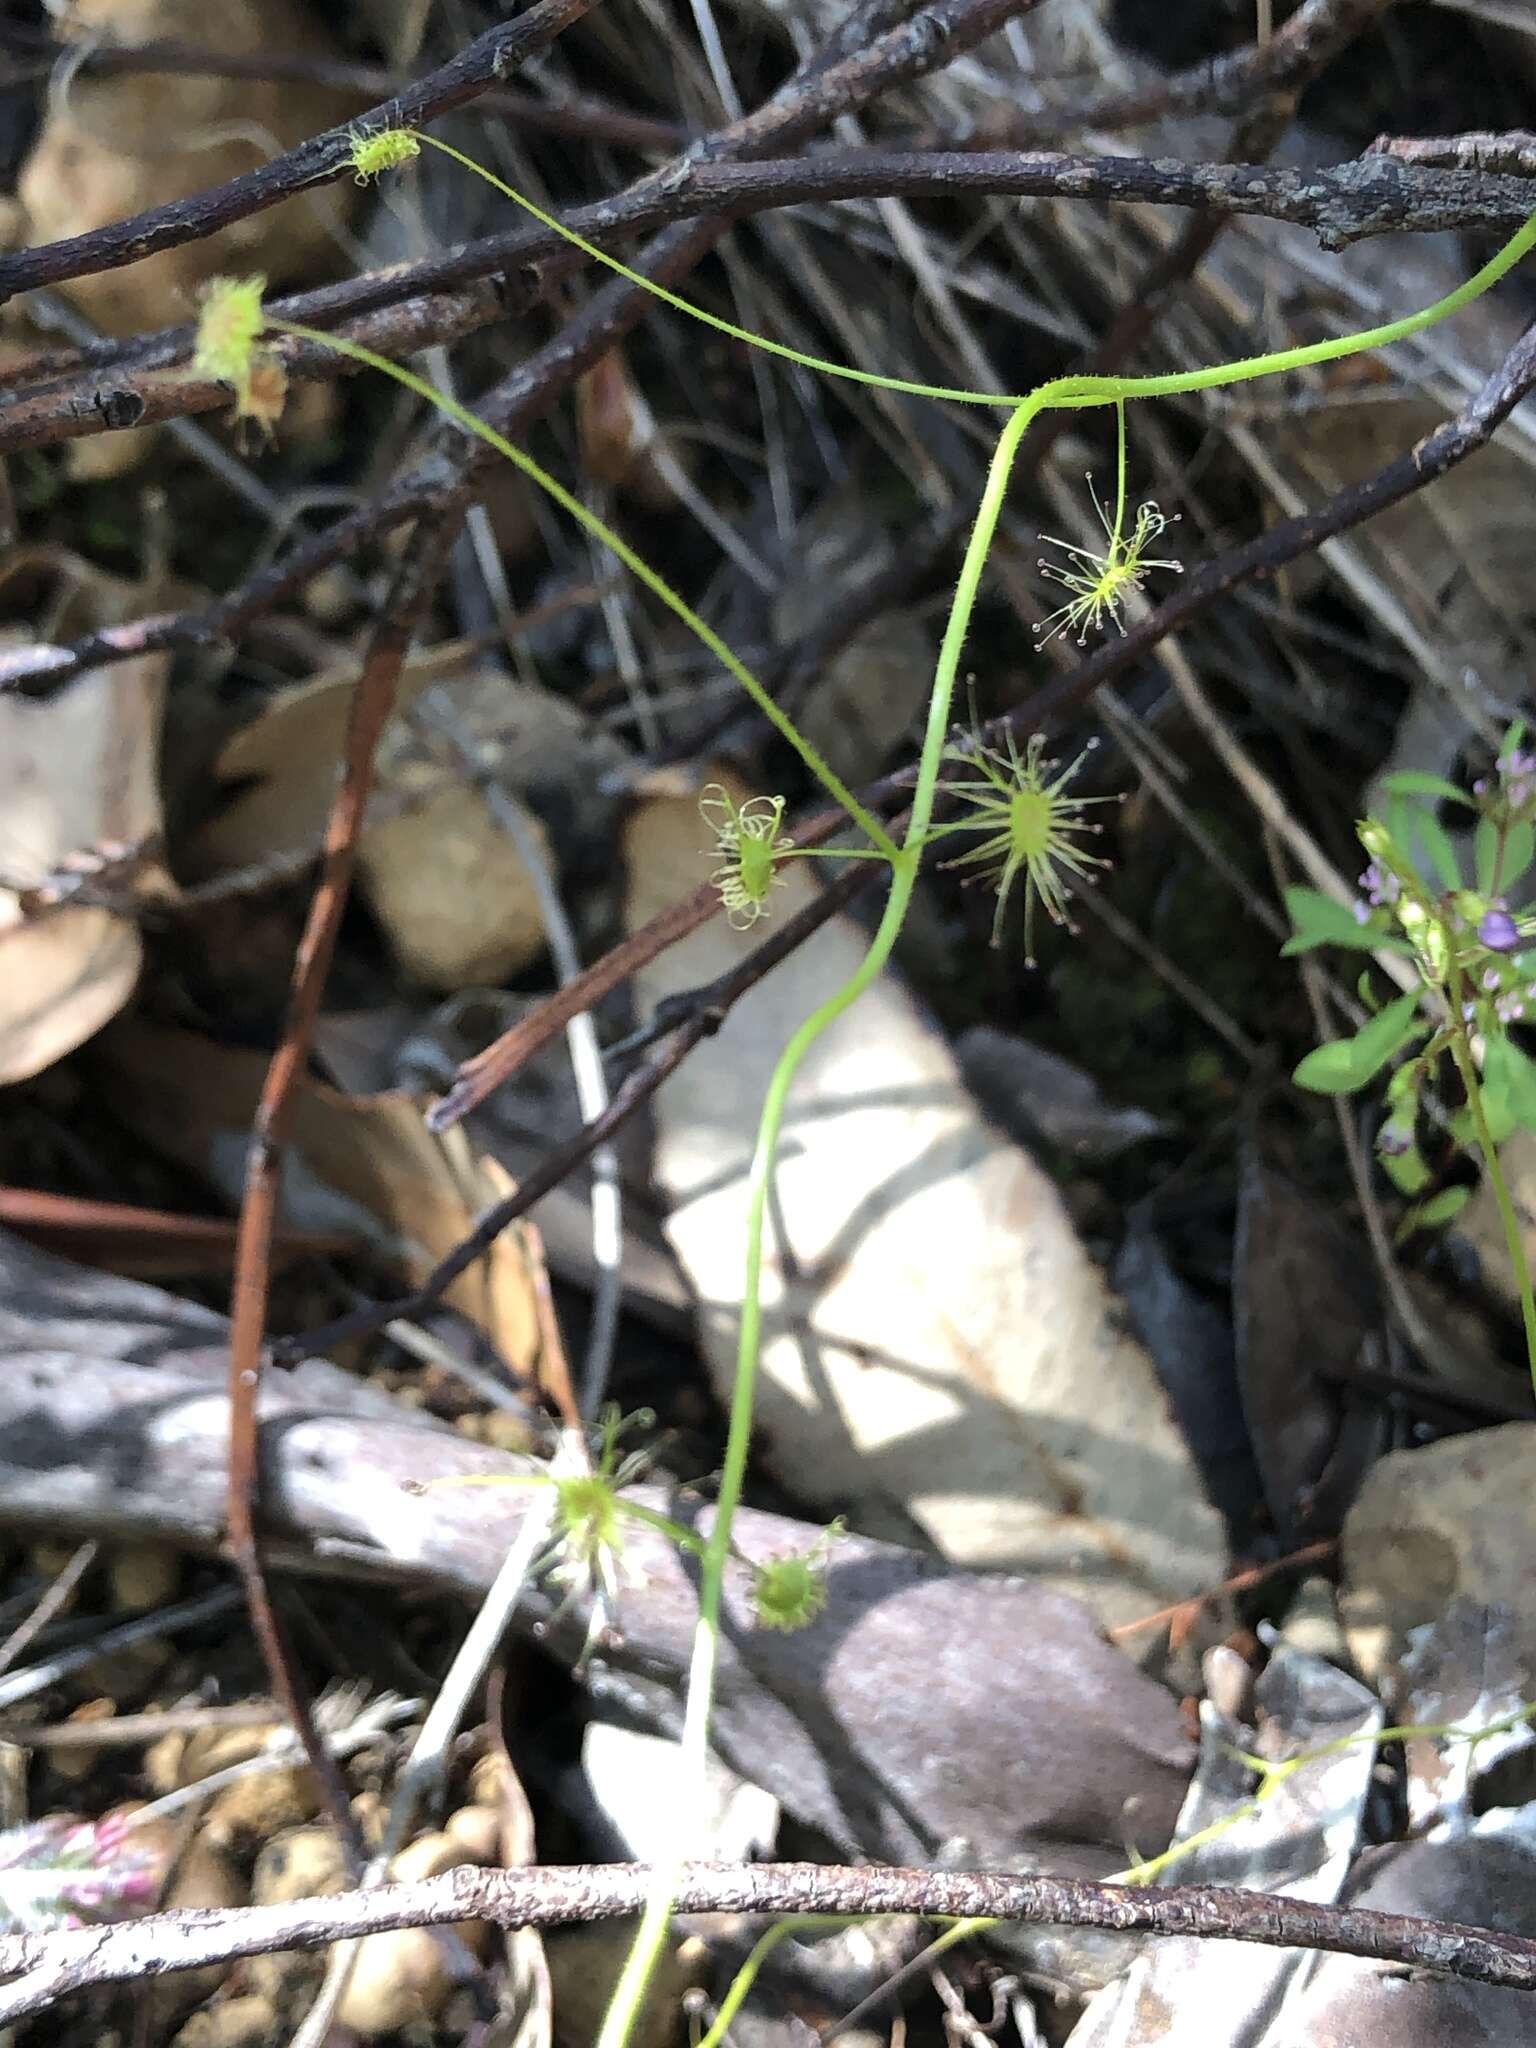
[0,0,596,310]
[0,0,1039,698]
[974,0,1405,147]
[2,145,1529,464]
[0,22,686,150]
[420,142,1533,250]
[1016,0,1394,470]
[3,1859,1536,2023]
[0,0,1421,405]
[0,284,508,454]
[0,475,451,699]
[455,0,1041,472]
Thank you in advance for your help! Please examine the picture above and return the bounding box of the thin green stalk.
[695,1917,856,2048]
[580,198,1534,2048]
[404,129,1005,407]
[1447,980,1536,1394]
[294,147,1536,2047]
[612,1501,708,1557]
[596,401,1038,2048]
[266,317,899,864]
[1110,396,1127,545]
[401,129,1536,420]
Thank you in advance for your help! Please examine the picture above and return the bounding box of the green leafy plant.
[193,127,1536,2048]
[1286,731,1536,1389]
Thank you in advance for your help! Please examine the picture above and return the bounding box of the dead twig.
[278,854,878,1360]
[1108,1539,1338,1642]
[224,516,462,1871]
[0,0,598,309]
[3,1859,1536,2024]
[1372,129,1536,178]
[3,148,1530,464]
[973,0,1406,146]
[0,282,511,456]
[0,1542,98,1679]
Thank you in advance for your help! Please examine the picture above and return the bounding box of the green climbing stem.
[405,129,1536,415]
[266,317,898,863]
[271,157,1536,2048]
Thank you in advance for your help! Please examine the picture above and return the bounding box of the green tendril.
[209,142,1536,2048]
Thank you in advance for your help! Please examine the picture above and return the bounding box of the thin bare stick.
[224,517,461,1868]
[278,859,876,1360]
[0,1542,97,1679]
[4,1859,1536,2024]
[0,0,597,308]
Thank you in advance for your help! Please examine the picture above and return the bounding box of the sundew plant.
[191,121,1536,2048]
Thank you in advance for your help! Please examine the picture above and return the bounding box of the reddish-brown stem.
[223,518,460,1861]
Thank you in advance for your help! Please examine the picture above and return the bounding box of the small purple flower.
[1480,904,1521,952]
[1378,1121,1414,1157]
[1358,862,1400,909]
[1499,750,1536,808]
[1353,898,1371,926]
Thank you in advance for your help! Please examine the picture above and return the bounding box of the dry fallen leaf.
[0,651,165,1085]
[98,1021,541,1367]
[623,774,1227,1637]
[186,661,625,992]
[183,641,485,879]
[14,0,355,343]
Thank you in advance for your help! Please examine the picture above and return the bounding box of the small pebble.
[205,1761,320,1849]
[108,1542,182,1614]
[252,1824,349,1907]
[443,1802,501,1864]
[51,1698,115,1783]
[170,1992,277,2048]
[479,1409,533,1454]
